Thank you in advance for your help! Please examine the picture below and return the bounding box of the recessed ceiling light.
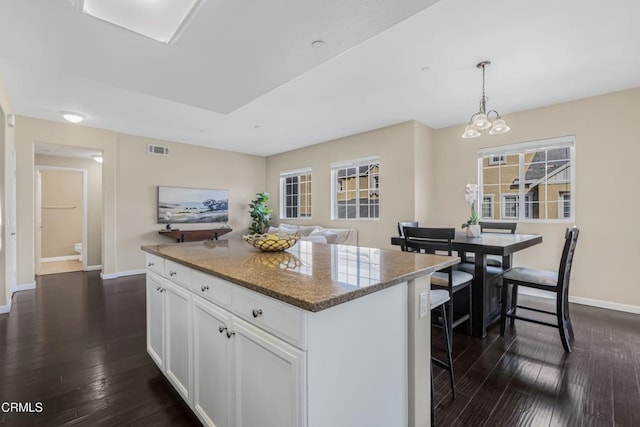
[311,40,326,49]
[78,0,204,44]
[254,125,261,129]
[60,111,85,123]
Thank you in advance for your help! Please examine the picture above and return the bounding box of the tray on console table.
[158,228,232,243]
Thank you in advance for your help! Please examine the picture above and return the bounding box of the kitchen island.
[142,239,458,427]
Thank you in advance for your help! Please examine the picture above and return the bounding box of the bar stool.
[430,289,455,425]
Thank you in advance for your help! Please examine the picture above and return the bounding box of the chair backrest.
[557,227,580,296]
[479,221,517,234]
[403,227,455,256]
[398,221,419,238]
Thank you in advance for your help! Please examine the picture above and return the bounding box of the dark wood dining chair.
[500,227,580,352]
[403,227,473,334]
[397,221,418,252]
[430,289,455,425]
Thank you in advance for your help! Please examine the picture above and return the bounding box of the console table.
[158,228,232,243]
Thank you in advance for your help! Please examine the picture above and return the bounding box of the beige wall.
[431,87,640,308]
[36,154,103,266]
[266,121,429,248]
[16,117,265,282]
[115,133,265,272]
[40,169,83,257]
[0,72,15,308]
[15,117,116,285]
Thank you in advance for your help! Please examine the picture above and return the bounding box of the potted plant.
[461,183,481,237]
[248,192,273,234]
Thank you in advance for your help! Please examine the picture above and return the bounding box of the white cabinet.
[192,295,233,427]
[163,280,193,404]
[233,317,306,427]
[146,271,165,369]
[145,252,409,427]
[191,294,306,427]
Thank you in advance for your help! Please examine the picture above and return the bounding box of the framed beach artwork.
[158,186,229,224]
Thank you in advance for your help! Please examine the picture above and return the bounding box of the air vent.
[148,144,169,156]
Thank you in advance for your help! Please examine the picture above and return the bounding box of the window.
[481,194,494,219]
[331,157,380,220]
[559,192,571,219]
[280,168,312,219]
[488,155,506,165]
[479,136,575,222]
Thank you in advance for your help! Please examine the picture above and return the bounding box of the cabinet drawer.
[145,254,165,275]
[164,260,191,289]
[191,269,232,309]
[232,287,307,350]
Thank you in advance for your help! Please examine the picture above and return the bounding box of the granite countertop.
[141,239,459,312]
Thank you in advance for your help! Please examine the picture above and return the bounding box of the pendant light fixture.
[461,61,510,139]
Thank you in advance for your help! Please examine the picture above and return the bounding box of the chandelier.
[461,61,510,138]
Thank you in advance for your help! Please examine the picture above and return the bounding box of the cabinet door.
[232,317,307,427]
[192,295,233,427]
[164,280,193,404]
[146,272,165,369]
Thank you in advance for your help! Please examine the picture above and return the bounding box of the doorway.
[34,143,103,276]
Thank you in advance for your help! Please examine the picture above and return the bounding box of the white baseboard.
[100,269,146,280]
[569,296,640,315]
[85,265,103,271]
[42,255,81,262]
[15,282,36,292]
[0,300,11,314]
[518,288,640,315]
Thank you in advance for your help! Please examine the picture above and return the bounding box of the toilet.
[74,243,83,261]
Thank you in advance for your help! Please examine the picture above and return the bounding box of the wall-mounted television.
[158,186,229,224]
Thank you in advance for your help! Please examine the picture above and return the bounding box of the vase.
[466,224,481,237]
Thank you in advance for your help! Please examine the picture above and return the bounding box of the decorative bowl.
[242,232,300,252]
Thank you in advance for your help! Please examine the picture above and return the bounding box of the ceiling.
[1,0,639,156]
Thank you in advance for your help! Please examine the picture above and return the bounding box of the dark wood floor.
[0,271,199,426]
[1,272,639,426]
[432,296,640,426]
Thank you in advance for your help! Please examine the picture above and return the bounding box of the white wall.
[0,72,16,309]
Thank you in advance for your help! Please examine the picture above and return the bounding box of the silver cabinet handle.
[226,330,235,339]
[160,288,166,293]
[148,262,154,267]
[156,286,162,291]
[201,285,210,292]
[219,325,227,334]
[169,271,177,277]
[10,232,16,236]
[252,309,263,318]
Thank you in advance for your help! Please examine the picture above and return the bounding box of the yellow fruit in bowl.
[266,234,278,241]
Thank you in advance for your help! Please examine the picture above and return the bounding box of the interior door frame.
[35,165,88,272]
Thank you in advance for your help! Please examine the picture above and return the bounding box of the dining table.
[391,231,543,338]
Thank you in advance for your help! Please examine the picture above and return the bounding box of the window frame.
[478,136,576,223]
[481,193,495,219]
[279,168,312,220]
[331,156,380,221]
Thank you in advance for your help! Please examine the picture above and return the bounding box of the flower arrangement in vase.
[461,183,481,237]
